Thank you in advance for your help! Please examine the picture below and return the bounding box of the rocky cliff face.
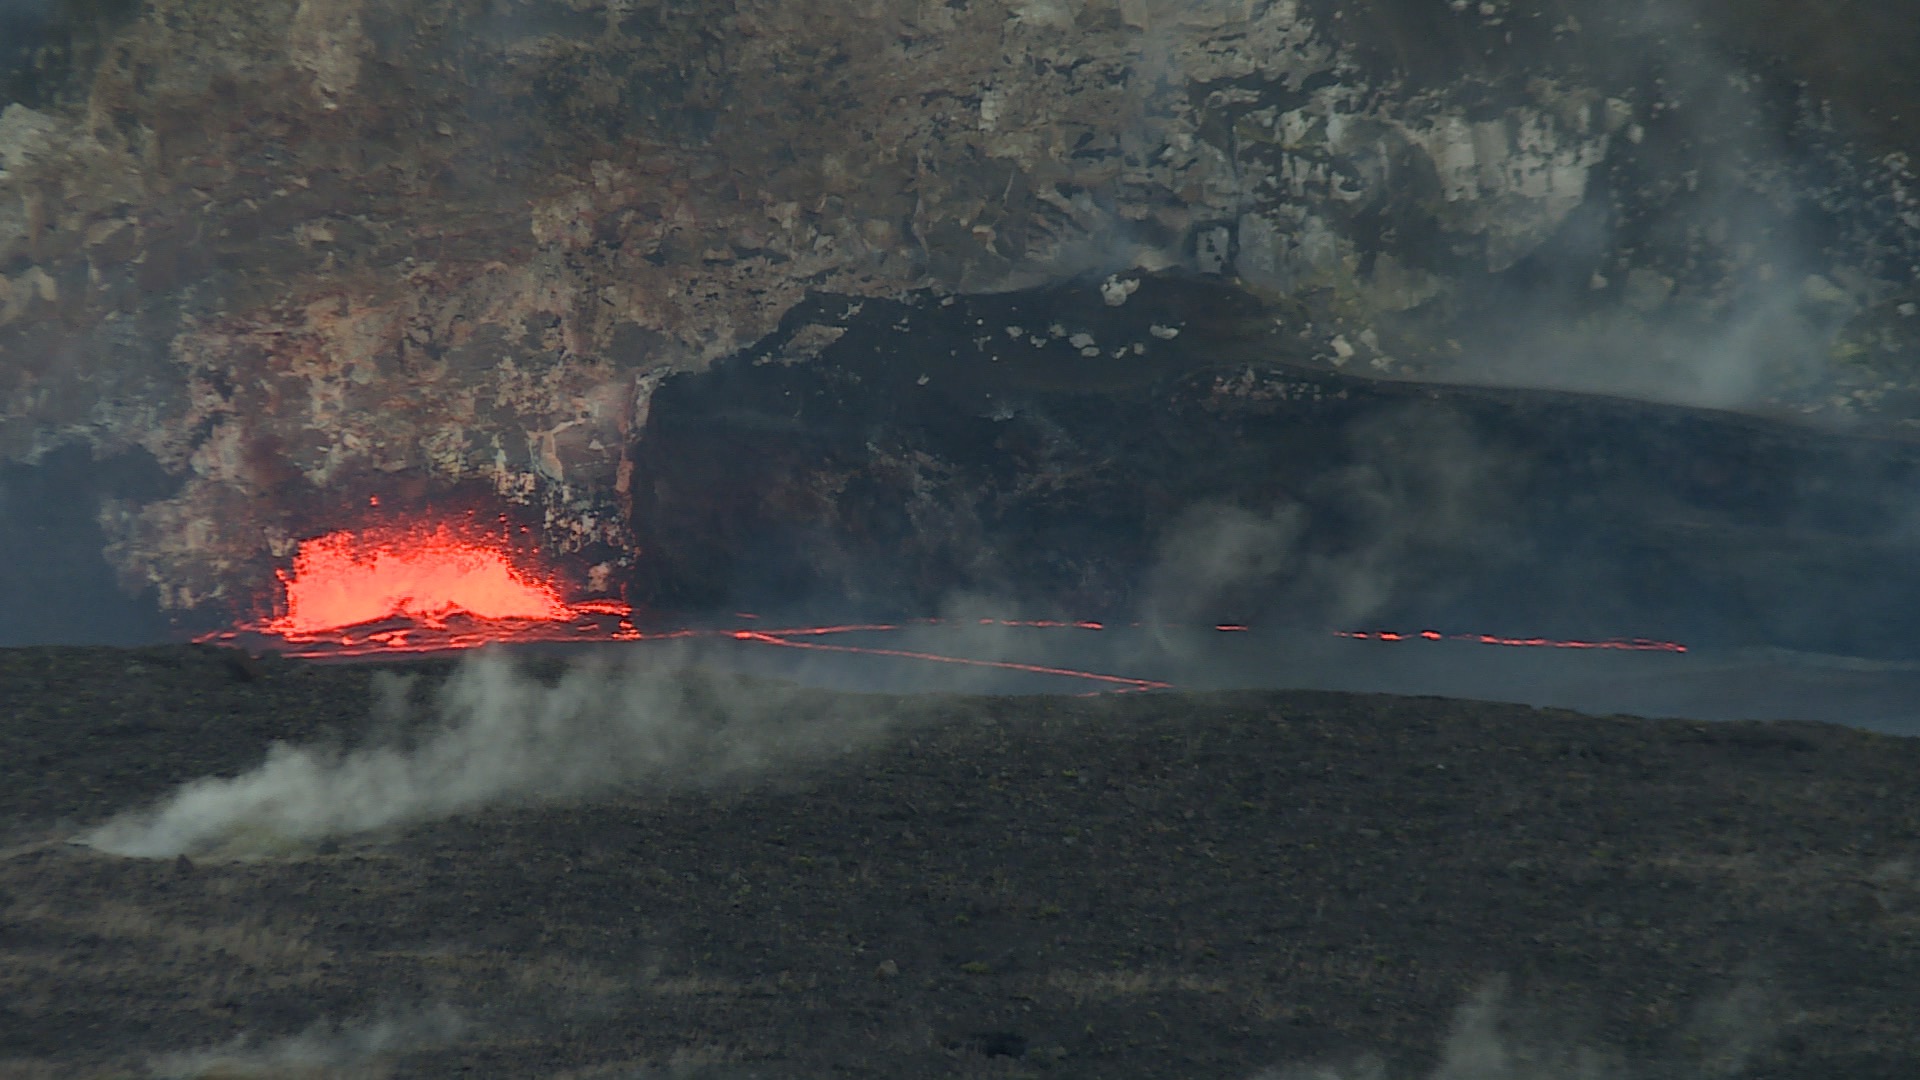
[2,0,1917,627]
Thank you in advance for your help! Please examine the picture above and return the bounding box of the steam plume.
[1144,405,1518,629]
[84,649,903,858]
[1255,978,1779,1080]
[148,1004,465,1079]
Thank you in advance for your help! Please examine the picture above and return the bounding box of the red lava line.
[568,600,633,616]
[731,631,1170,693]
[1334,630,1687,653]
[755,623,905,637]
[973,618,1107,630]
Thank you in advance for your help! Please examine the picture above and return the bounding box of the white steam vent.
[83,650,902,859]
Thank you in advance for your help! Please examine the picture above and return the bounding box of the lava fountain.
[201,520,639,656]
[268,526,576,631]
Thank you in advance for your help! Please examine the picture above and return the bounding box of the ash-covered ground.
[3,644,1918,1078]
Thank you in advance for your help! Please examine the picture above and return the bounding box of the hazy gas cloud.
[149,1004,465,1079]
[85,649,908,858]
[0,0,52,25]
[1454,277,1850,412]
[1430,4,1867,413]
[1146,503,1307,623]
[1145,406,1520,629]
[1255,978,1779,1080]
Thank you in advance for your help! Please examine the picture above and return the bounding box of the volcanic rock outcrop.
[2,0,1918,628]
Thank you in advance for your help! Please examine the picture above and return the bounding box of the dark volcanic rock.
[630,278,1920,659]
[3,0,1920,623]
[3,645,1919,1076]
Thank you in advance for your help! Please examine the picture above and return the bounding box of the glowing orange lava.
[264,526,576,632]
[195,518,1691,694]
[197,523,642,655]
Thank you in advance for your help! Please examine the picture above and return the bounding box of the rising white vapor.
[85,649,903,858]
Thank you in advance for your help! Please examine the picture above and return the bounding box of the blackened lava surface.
[3,646,1919,1076]
[628,279,1920,659]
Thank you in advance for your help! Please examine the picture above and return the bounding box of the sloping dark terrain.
[3,644,1918,1077]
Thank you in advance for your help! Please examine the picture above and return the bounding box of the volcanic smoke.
[110,517,1697,857]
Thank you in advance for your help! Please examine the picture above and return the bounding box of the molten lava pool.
[268,526,579,631]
